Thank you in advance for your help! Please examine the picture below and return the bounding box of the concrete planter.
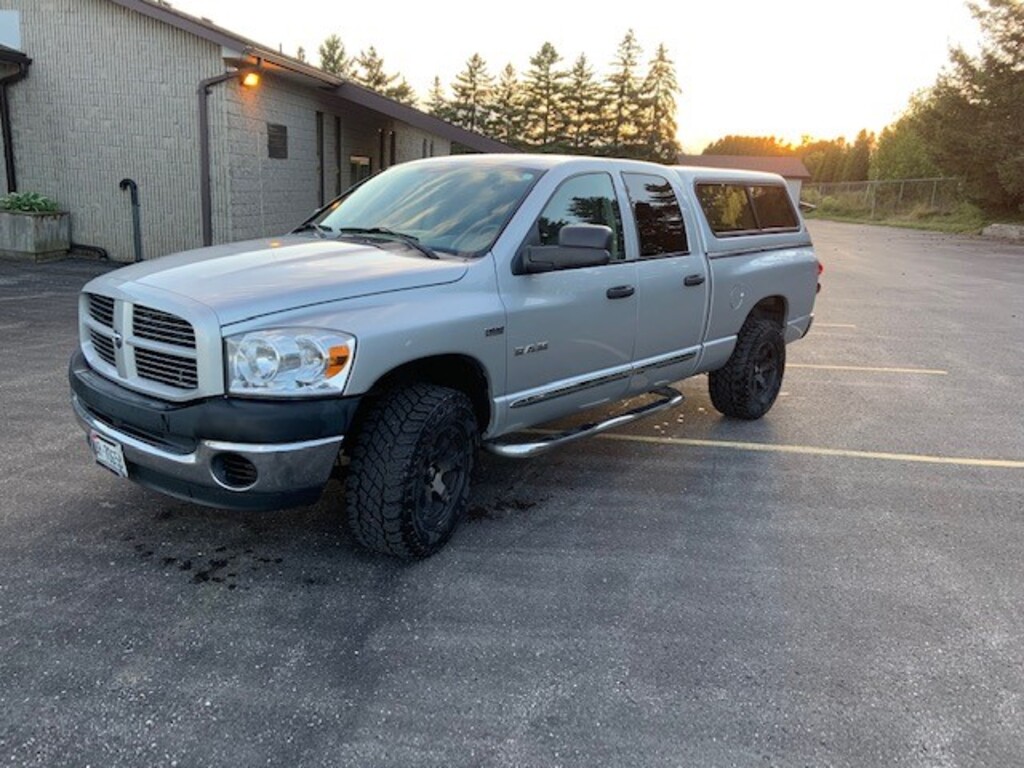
[0,209,71,261]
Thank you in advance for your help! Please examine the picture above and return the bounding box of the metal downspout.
[197,71,238,247]
[0,60,32,193]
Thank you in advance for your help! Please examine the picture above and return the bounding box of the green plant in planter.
[0,192,60,213]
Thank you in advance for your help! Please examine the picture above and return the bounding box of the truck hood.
[100,235,468,325]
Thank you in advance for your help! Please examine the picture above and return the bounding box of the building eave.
[336,82,515,153]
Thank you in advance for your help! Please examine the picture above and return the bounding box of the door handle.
[684,274,706,287]
[606,285,635,299]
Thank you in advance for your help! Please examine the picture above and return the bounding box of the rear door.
[622,171,709,393]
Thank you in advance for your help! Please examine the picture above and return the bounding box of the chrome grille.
[135,348,198,389]
[90,329,116,366]
[133,305,196,348]
[87,294,114,327]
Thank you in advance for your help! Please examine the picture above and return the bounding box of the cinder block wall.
[2,0,462,260]
[2,0,225,261]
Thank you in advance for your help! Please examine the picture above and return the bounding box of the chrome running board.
[484,386,684,459]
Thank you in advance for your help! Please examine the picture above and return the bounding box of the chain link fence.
[802,178,965,219]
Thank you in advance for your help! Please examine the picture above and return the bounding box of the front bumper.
[69,351,359,511]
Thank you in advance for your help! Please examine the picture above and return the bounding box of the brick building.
[0,0,508,262]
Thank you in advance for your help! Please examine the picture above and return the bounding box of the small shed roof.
[678,154,811,180]
[106,0,513,153]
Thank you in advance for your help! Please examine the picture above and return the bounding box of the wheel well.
[750,296,787,327]
[367,355,491,432]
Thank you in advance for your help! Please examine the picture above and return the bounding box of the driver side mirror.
[521,224,613,274]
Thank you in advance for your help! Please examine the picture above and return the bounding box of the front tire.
[344,384,478,559]
[708,316,786,420]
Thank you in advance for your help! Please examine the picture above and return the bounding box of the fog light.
[211,453,258,490]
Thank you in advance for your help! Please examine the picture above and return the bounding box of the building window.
[422,139,428,158]
[350,155,371,184]
[267,124,288,159]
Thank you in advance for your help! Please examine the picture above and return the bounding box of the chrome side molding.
[484,386,684,459]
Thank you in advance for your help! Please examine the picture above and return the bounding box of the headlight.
[225,329,355,397]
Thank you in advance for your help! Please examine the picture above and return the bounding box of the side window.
[750,185,799,230]
[535,173,625,260]
[622,173,688,257]
[696,184,758,234]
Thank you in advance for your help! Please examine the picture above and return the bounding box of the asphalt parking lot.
[1,220,1022,767]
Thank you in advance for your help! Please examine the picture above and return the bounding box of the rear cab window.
[696,183,799,237]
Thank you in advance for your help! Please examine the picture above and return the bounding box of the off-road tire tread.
[343,384,477,559]
[708,316,786,420]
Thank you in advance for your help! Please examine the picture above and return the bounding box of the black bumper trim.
[69,350,361,445]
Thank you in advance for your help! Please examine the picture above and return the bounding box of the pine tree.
[638,43,681,163]
[317,34,351,77]
[354,47,416,105]
[426,76,452,120]
[562,54,603,153]
[604,29,643,156]
[523,42,567,150]
[490,64,526,148]
[449,53,494,134]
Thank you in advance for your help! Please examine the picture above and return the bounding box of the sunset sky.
[169,0,980,151]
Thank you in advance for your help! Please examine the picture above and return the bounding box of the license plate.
[90,432,128,478]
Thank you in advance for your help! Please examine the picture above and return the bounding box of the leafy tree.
[449,53,494,134]
[490,64,527,148]
[841,129,873,181]
[354,46,415,105]
[702,135,795,156]
[638,43,681,163]
[317,34,352,77]
[523,42,568,150]
[562,55,603,152]
[296,46,307,64]
[604,29,643,155]
[913,0,1024,211]
[799,137,848,183]
[871,111,939,180]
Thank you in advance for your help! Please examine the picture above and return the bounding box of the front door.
[496,172,637,431]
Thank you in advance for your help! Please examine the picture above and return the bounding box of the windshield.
[313,160,544,257]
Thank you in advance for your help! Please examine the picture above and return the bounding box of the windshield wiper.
[292,222,333,238]
[335,227,439,259]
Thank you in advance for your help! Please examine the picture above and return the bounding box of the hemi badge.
[485,326,505,337]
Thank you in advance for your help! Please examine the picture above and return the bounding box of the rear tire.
[708,316,786,420]
[343,384,478,559]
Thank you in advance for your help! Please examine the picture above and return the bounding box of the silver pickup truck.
[70,155,819,558]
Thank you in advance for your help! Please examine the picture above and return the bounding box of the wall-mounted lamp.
[241,71,261,88]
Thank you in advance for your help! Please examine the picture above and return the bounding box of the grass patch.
[806,202,988,234]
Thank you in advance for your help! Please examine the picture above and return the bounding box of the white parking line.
[789,364,948,376]
[589,433,1024,470]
